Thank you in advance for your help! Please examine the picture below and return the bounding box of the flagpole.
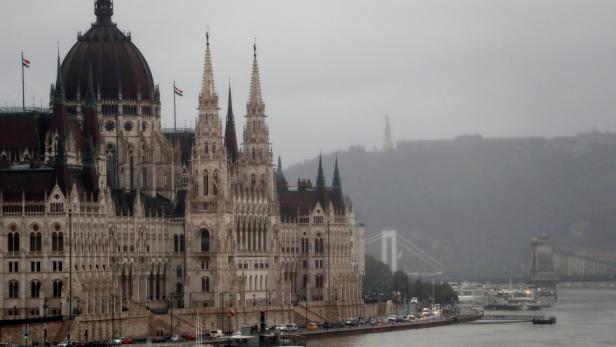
[21,51,25,111]
[173,80,177,132]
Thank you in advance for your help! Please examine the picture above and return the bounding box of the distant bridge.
[366,229,446,277]
[529,235,615,285]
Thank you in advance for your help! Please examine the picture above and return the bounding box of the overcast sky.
[2,0,616,164]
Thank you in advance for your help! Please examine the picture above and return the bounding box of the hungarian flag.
[174,85,183,97]
[22,57,30,68]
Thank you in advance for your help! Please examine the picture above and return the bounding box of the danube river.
[311,282,616,347]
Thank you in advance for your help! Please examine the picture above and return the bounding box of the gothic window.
[204,143,208,154]
[174,235,179,252]
[142,167,147,189]
[200,229,210,252]
[203,171,209,196]
[124,121,133,132]
[249,276,253,291]
[7,230,19,252]
[259,148,263,159]
[251,174,256,187]
[52,280,63,298]
[212,143,216,153]
[176,283,183,294]
[212,170,218,196]
[314,238,319,254]
[252,148,256,160]
[320,239,324,254]
[9,280,19,298]
[30,232,42,252]
[52,231,64,252]
[129,154,134,189]
[176,266,182,278]
[30,280,41,298]
[302,274,308,288]
[201,277,210,292]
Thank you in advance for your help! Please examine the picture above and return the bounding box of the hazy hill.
[284,132,616,278]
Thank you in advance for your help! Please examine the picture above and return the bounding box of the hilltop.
[284,132,616,278]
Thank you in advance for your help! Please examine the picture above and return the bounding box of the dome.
[61,0,155,103]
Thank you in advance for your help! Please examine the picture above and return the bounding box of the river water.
[311,282,616,347]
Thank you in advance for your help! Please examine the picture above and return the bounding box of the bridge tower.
[381,229,398,272]
[530,234,559,287]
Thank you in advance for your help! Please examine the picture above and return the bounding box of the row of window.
[7,232,64,252]
[8,280,63,298]
[238,262,269,269]
[9,261,63,273]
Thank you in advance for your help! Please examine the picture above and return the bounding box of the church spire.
[54,54,65,104]
[52,53,70,193]
[316,153,326,189]
[94,0,114,25]
[225,82,238,163]
[333,155,341,189]
[199,32,217,107]
[276,156,289,193]
[247,42,264,113]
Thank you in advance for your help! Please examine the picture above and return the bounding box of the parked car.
[210,330,224,338]
[410,297,418,304]
[120,337,134,344]
[387,315,397,322]
[170,335,183,342]
[183,334,196,341]
[273,325,286,332]
[307,322,318,331]
[285,324,298,332]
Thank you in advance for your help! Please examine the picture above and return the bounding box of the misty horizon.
[3,0,616,165]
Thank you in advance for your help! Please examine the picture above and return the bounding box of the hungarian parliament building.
[0,0,365,341]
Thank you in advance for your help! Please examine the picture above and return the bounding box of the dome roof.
[61,0,155,102]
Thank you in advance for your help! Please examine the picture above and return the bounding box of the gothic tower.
[186,32,231,309]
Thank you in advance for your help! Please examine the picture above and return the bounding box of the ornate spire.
[200,32,216,101]
[84,63,100,146]
[54,54,65,104]
[224,82,238,162]
[316,153,326,189]
[247,42,264,112]
[333,155,341,189]
[276,156,288,193]
[95,0,114,25]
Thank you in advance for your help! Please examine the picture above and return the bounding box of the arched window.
[201,277,210,292]
[320,239,324,254]
[52,232,63,252]
[252,148,256,160]
[31,280,41,298]
[251,174,256,187]
[8,231,20,252]
[212,143,216,153]
[174,235,179,252]
[204,143,208,154]
[176,266,182,278]
[200,229,210,252]
[249,276,253,291]
[9,280,19,298]
[30,232,42,252]
[204,170,209,196]
[53,280,63,298]
[212,170,218,196]
[176,282,183,294]
[314,238,319,253]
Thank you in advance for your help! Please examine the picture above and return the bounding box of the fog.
[2,0,616,164]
